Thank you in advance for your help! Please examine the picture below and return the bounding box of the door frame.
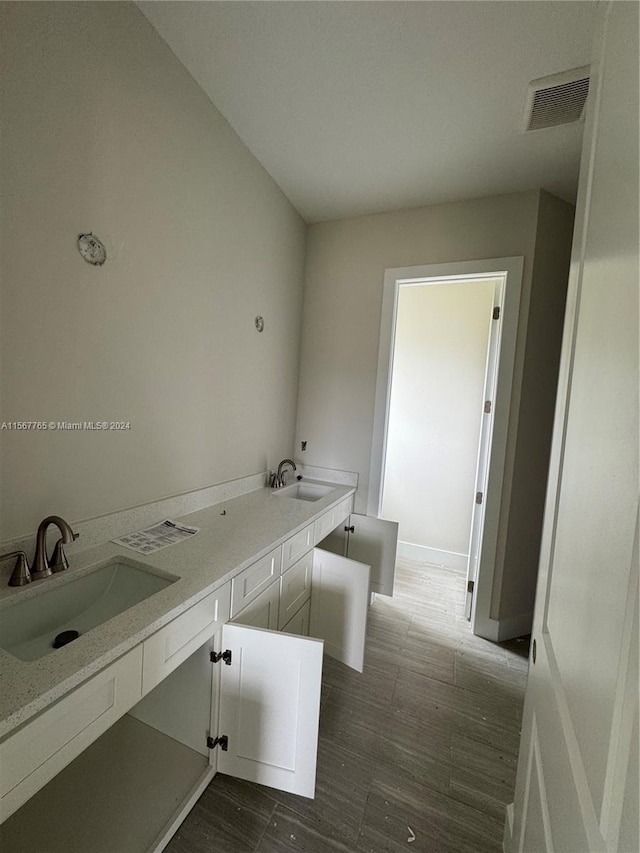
[367,257,524,638]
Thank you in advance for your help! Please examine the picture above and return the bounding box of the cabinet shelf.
[0,714,213,853]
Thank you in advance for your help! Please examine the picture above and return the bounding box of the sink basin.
[272,482,334,502]
[0,558,178,661]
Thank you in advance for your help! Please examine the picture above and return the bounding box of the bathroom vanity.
[0,482,398,852]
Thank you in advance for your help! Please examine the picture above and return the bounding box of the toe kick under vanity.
[0,481,398,853]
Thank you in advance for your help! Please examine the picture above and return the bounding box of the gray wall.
[493,190,574,621]
[296,190,540,514]
[0,3,306,540]
[296,190,574,632]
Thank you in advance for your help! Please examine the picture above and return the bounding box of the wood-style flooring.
[165,559,530,853]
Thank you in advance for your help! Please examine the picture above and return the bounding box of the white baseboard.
[397,541,468,571]
[503,802,514,852]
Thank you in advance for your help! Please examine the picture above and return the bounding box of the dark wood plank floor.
[166,559,530,853]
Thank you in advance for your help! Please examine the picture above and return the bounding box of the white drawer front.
[281,523,314,574]
[142,582,231,694]
[314,497,355,544]
[279,552,313,629]
[334,497,354,529]
[314,509,337,544]
[0,645,143,822]
[231,581,280,631]
[230,546,282,617]
[281,599,311,637]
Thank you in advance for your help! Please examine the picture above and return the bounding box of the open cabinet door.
[216,624,323,799]
[310,549,371,672]
[347,515,398,597]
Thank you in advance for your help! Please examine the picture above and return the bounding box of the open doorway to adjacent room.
[368,258,523,635]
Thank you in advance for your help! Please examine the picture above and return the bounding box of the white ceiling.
[137,1,597,223]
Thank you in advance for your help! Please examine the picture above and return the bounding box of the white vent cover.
[523,65,590,132]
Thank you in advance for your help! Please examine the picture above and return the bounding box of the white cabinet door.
[279,552,313,629]
[310,548,371,673]
[347,514,398,597]
[216,624,323,799]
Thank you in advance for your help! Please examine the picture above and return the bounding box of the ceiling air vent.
[523,66,590,132]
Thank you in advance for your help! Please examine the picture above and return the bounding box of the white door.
[465,281,502,619]
[216,623,323,799]
[509,3,639,851]
[346,514,399,597]
[310,548,371,672]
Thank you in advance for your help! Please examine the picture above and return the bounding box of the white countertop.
[0,481,355,739]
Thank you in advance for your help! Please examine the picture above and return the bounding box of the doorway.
[368,258,524,636]
[380,276,499,618]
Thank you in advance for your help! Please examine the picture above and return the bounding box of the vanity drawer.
[279,552,313,629]
[313,497,354,544]
[231,580,280,631]
[142,582,231,694]
[230,546,281,617]
[282,523,314,574]
[335,496,354,528]
[313,509,336,544]
[0,644,143,822]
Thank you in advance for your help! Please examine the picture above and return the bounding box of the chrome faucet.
[31,516,79,580]
[270,459,297,489]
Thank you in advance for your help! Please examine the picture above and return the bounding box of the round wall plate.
[77,233,107,266]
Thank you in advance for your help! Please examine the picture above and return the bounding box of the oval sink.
[0,558,178,661]
[272,482,334,502]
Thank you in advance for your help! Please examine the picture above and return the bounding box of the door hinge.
[344,525,355,533]
[493,306,500,320]
[484,400,492,414]
[475,491,483,505]
[467,580,475,594]
[207,735,228,751]
[210,649,232,665]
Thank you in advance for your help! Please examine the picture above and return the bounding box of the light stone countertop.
[0,481,355,739]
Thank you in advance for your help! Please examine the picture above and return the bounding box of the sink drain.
[52,630,80,649]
